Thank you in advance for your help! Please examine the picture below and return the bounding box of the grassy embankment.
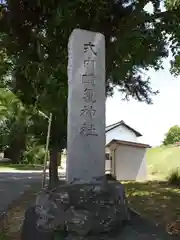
[125,145,180,230]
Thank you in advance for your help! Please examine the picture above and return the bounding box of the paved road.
[0,170,66,214]
[0,172,42,214]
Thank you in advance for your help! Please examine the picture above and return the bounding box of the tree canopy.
[1,0,180,104]
[163,125,180,145]
[0,88,27,161]
[0,87,48,165]
[1,0,180,185]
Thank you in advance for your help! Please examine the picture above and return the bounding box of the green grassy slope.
[147,145,180,180]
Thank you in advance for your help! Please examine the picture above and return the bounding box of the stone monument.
[21,29,173,240]
[67,29,106,183]
[21,29,130,240]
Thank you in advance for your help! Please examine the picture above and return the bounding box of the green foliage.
[1,0,180,182]
[165,0,180,10]
[0,0,175,104]
[23,144,45,165]
[1,1,180,152]
[163,125,180,145]
[165,1,180,76]
[0,87,46,162]
[0,88,24,152]
[167,168,180,186]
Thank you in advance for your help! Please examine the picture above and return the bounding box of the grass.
[1,145,180,238]
[125,181,180,228]
[147,145,180,180]
[0,163,43,171]
[0,180,179,238]
[129,145,180,233]
[168,169,180,186]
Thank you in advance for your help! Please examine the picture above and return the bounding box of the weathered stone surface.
[21,205,175,240]
[21,206,53,240]
[34,179,130,237]
[67,29,106,183]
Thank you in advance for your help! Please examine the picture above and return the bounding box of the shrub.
[167,169,180,186]
[163,125,180,145]
[22,145,46,165]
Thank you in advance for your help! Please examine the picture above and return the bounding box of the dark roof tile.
[105,120,142,137]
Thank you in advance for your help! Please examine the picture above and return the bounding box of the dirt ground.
[0,184,41,240]
[0,181,180,239]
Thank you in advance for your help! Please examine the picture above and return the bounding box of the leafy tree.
[23,141,46,165]
[165,1,180,76]
[1,0,179,102]
[0,88,50,164]
[1,0,180,185]
[163,125,180,145]
[0,88,29,162]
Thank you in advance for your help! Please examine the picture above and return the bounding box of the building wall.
[114,145,147,181]
[106,125,138,145]
[0,152,4,160]
[105,160,111,173]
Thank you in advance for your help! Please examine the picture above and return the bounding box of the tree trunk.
[4,133,26,164]
[49,145,59,188]
[4,145,21,163]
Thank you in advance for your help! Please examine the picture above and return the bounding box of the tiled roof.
[105,120,142,137]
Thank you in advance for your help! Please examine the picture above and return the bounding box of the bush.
[163,125,180,145]
[22,145,46,165]
[167,168,180,186]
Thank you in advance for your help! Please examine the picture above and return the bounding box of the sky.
[106,57,180,147]
[105,2,179,147]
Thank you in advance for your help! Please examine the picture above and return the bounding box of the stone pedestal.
[33,178,130,239]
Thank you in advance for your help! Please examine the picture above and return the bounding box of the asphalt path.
[0,170,66,215]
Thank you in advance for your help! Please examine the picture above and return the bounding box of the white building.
[105,120,150,181]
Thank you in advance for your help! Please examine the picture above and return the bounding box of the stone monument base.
[21,207,176,240]
[21,176,130,239]
[21,177,175,240]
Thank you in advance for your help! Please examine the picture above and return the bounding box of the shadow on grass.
[124,181,180,227]
[0,163,43,171]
